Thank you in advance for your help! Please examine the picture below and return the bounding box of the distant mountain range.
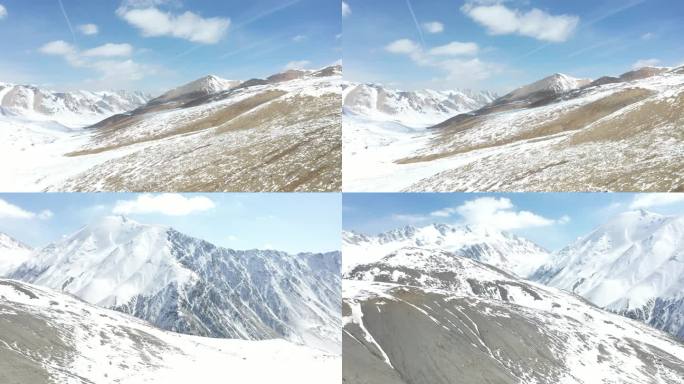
[343,82,497,127]
[344,209,684,342]
[1,64,342,192]
[1,216,341,353]
[0,83,150,127]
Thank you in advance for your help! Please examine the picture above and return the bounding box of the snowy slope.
[0,279,340,384]
[344,66,684,192]
[533,209,684,340]
[1,65,341,192]
[0,83,149,127]
[343,223,550,278]
[0,232,32,276]
[8,216,341,352]
[343,82,496,127]
[343,247,684,384]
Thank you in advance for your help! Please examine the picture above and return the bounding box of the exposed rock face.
[7,216,341,352]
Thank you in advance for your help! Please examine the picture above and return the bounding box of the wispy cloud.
[284,60,311,70]
[342,1,351,18]
[384,38,498,86]
[630,194,684,209]
[82,43,133,57]
[632,58,660,69]
[0,198,52,220]
[38,40,154,85]
[78,23,99,35]
[405,0,425,48]
[235,0,302,29]
[0,4,7,20]
[57,0,77,43]
[422,21,444,34]
[292,34,307,43]
[112,194,216,216]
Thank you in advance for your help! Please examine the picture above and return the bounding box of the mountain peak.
[0,232,31,251]
[155,74,240,102]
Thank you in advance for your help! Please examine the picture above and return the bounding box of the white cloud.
[630,194,684,209]
[462,2,579,42]
[392,213,430,223]
[90,59,148,81]
[0,4,7,19]
[385,38,497,85]
[227,235,239,242]
[385,39,421,55]
[78,23,99,35]
[117,7,230,44]
[432,197,563,230]
[429,41,479,56]
[342,1,351,17]
[641,32,655,40]
[284,60,311,70]
[292,34,307,42]
[39,40,77,56]
[82,43,133,57]
[112,193,215,216]
[38,40,156,87]
[38,210,54,220]
[422,21,444,34]
[0,199,52,220]
[632,58,660,70]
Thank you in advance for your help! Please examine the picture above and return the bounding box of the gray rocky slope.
[343,247,684,384]
[0,279,339,384]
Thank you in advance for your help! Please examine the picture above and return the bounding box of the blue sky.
[0,193,341,253]
[0,0,340,93]
[343,193,684,251]
[343,0,684,92]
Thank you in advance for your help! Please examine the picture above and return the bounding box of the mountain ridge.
[3,215,341,352]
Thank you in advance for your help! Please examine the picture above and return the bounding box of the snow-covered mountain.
[152,75,240,104]
[1,64,341,192]
[343,83,497,127]
[533,209,684,340]
[7,216,341,353]
[0,232,32,276]
[0,83,150,127]
[344,65,684,192]
[0,279,339,383]
[343,223,550,278]
[343,247,684,383]
[494,73,591,105]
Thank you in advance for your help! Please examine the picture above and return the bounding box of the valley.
[1,65,342,192]
[343,66,684,192]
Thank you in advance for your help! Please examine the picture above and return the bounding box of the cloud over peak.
[113,194,216,216]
